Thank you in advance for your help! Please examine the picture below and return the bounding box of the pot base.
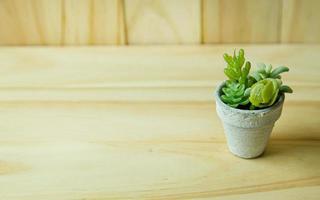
[229,146,265,159]
[223,123,273,159]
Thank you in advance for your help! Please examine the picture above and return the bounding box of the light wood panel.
[63,0,122,45]
[202,0,219,43]
[0,45,318,101]
[203,0,282,43]
[0,0,122,45]
[0,101,319,199]
[0,45,319,199]
[62,0,91,45]
[124,0,201,44]
[0,0,320,44]
[0,0,62,45]
[281,0,320,43]
[91,0,124,45]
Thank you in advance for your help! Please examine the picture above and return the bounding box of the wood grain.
[0,0,62,45]
[0,45,319,199]
[0,45,318,101]
[0,101,319,199]
[0,0,122,45]
[91,0,124,45]
[202,0,219,43]
[62,0,92,45]
[281,0,320,43]
[203,0,282,43]
[124,0,201,44]
[0,0,320,44]
[63,0,122,45]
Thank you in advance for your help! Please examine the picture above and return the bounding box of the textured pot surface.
[215,82,284,158]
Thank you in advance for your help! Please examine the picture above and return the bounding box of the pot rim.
[215,81,285,114]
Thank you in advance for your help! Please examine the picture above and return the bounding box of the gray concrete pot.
[215,82,284,159]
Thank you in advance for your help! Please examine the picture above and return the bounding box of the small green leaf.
[256,63,266,72]
[241,62,251,84]
[239,98,250,105]
[270,66,289,78]
[266,64,272,74]
[262,81,273,103]
[268,89,279,106]
[230,97,242,103]
[225,80,233,87]
[249,83,264,106]
[238,49,245,67]
[247,76,256,87]
[251,72,261,82]
[234,84,245,96]
[259,73,267,79]
[224,68,237,80]
[229,103,239,108]
[223,54,233,65]
[249,79,281,108]
[274,75,281,79]
[239,76,246,85]
[244,62,251,74]
[280,85,293,93]
[238,49,244,58]
[220,95,229,103]
[244,88,251,96]
[220,81,250,108]
[275,78,282,87]
[222,87,230,96]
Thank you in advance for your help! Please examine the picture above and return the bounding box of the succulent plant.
[220,49,293,110]
[251,63,289,81]
[249,78,293,109]
[249,78,281,108]
[223,49,254,87]
[221,80,251,108]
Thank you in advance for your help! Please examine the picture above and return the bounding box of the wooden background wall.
[0,0,319,45]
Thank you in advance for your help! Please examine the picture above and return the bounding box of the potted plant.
[215,49,293,159]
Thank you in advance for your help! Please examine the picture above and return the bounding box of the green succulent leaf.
[262,80,274,103]
[237,49,245,68]
[249,78,280,108]
[249,83,264,106]
[256,63,266,73]
[224,68,237,80]
[270,66,289,78]
[223,49,251,86]
[274,75,281,79]
[266,64,272,74]
[221,81,250,108]
[251,71,262,82]
[259,73,267,80]
[244,88,251,96]
[280,85,293,93]
[247,76,256,87]
[252,64,289,80]
[240,62,251,85]
[240,98,250,105]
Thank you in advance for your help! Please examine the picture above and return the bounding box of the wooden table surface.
[0,45,319,199]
